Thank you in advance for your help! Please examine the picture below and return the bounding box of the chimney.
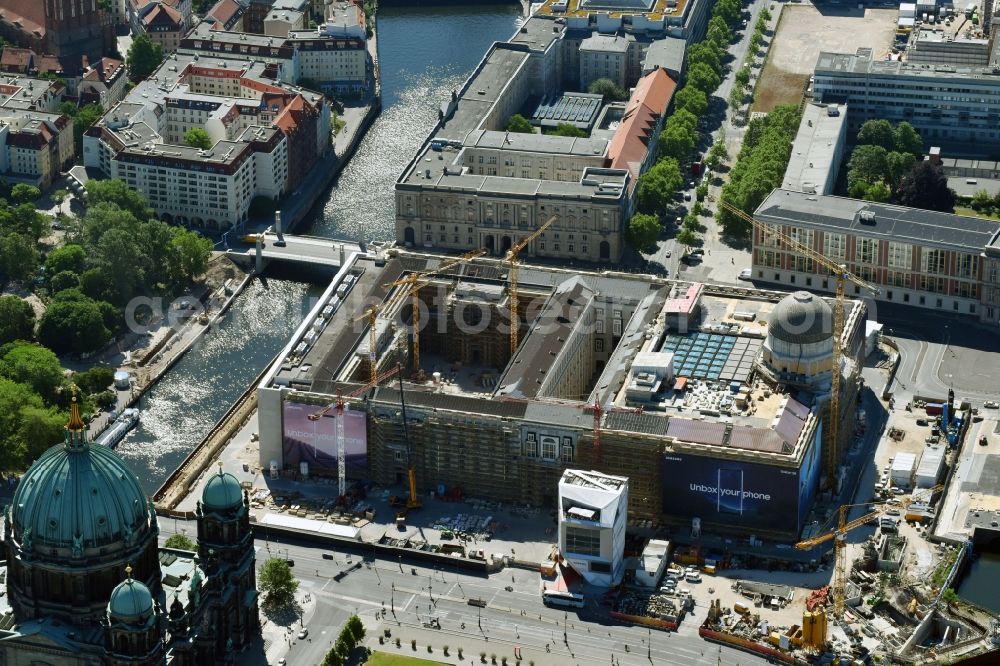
[81,55,89,71]
[928,146,941,165]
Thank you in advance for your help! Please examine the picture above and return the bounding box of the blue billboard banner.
[662,453,805,534]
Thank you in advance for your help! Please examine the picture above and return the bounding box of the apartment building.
[83,52,330,230]
[0,112,74,188]
[752,189,1000,327]
[180,14,369,93]
[579,34,630,89]
[77,57,128,109]
[780,103,847,196]
[813,42,1000,144]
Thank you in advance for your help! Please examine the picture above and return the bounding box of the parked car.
[297,628,309,640]
[690,248,705,256]
[738,268,752,281]
[984,400,998,409]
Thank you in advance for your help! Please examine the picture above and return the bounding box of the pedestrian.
[731,257,734,264]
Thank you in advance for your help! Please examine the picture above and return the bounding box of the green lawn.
[954,206,999,221]
[365,652,448,666]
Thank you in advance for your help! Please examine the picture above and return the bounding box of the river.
[303,3,523,240]
[116,4,523,492]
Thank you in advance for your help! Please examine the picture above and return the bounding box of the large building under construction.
[257,249,869,540]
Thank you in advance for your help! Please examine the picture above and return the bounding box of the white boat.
[95,408,140,449]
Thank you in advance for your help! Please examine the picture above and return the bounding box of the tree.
[897,161,955,212]
[73,365,116,394]
[674,86,707,117]
[127,34,164,81]
[0,233,37,283]
[636,158,683,214]
[183,127,212,150]
[686,42,722,77]
[687,62,721,95]
[505,114,533,134]
[893,121,923,158]
[0,342,65,402]
[0,296,35,345]
[706,140,728,170]
[169,228,213,284]
[10,202,47,241]
[658,122,697,161]
[677,228,698,246]
[862,182,892,203]
[38,298,111,355]
[885,151,916,188]
[707,15,733,47]
[49,270,80,293]
[713,0,741,25]
[682,213,700,231]
[321,648,344,666]
[856,119,896,151]
[548,123,587,138]
[847,144,889,188]
[971,188,994,212]
[85,180,152,221]
[18,405,66,460]
[45,244,86,276]
[165,534,196,550]
[71,103,103,155]
[258,558,299,608]
[588,78,628,101]
[10,184,40,204]
[626,213,660,251]
[50,189,68,206]
[0,377,43,468]
[734,67,751,90]
[94,227,145,304]
[346,615,365,643]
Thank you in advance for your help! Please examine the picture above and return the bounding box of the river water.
[117,4,522,492]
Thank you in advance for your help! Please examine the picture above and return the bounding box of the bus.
[542,590,585,608]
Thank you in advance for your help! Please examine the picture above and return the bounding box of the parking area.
[755,5,898,111]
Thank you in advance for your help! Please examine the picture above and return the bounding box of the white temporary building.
[558,469,629,587]
[915,446,946,488]
[899,2,916,17]
[634,539,670,589]
[891,452,918,489]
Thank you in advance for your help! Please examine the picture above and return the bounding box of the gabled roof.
[143,3,184,30]
[0,47,33,72]
[607,68,676,184]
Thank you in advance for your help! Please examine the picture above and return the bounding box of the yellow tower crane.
[382,249,485,373]
[794,484,943,619]
[507,215,558,356]
[717,200,880,482]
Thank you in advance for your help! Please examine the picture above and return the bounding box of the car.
[688,181,695,189]
[738,268,752,281]
[278,659,287,665]
[322,553,334,560]
[916,418,929,426]
[273,239,287,247]
[51,221,64,230]
[892,487,906,496]
[690,248,704,256]
[985,401,999,409]
[665,249,672,258]
[684,192,692,201]
[297,628,309,640]
[886,509,901,516]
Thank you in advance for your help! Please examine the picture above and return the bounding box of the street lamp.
[391,582,395,615]
[563,611,568,644]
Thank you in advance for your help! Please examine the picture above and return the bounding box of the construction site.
[252,237,871,543]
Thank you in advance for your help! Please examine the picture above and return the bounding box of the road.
[157,519,766,665]
[644,0,772,283]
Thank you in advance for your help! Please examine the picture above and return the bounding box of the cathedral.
[0,398,260,664]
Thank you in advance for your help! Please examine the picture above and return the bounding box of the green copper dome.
[9,428,154,555]
[108,568,154,623]
[201,467,243,511]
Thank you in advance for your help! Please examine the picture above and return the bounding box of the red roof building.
[607,68,677,193]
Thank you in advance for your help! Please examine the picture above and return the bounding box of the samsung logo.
[664,456,683,462]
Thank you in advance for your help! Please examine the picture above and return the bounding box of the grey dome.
[108,573,154,623]
[201,468,242,511]
[768,291,833,345]
[9,432,154,555]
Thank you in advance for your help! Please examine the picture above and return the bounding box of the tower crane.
[794,484,943,618]
[588,398,643,465]
[382,249,485,373]
[717,200,880,483]
[506,215,558,356]
[308,365,401,499]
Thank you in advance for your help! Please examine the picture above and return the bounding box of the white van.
[686,572,702,583]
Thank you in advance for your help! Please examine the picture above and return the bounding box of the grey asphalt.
[157,519,763,665]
